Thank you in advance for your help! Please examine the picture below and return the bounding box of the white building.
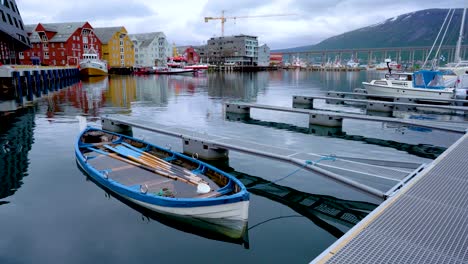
[130,32,170,67]
[257,44,270,66]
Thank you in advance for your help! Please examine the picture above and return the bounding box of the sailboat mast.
[454,8,467,63]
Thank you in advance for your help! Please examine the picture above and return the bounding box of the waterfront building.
[175,46,201,64]
[130,32,170,67]
[21,22,102,66]
[258,44,270,66]
[0,0,30,64]
[270,52,283,66]
[93,27,135,72]
[201,35,259,65]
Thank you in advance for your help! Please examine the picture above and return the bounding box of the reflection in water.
[78,166,249,248]
[207,72,269,101]
[105,75,136,109]
[225,115,446,159]
[0,107,35,200]
[135,75,169,106]
[209,162,378,238]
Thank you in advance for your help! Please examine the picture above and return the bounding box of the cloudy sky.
[17,0,466,49]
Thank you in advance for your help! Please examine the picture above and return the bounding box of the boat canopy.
[413,70,445,89]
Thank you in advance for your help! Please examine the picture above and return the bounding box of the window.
[19,52,24,59]
[72,43,75,48]
[44,52,49,59]
[120,54,124,59]
[51,43,54,48]
[120,47,124,53]
[52,51,55,56]
[61,51,64,56]
[27,52,30,56]
[0,10,5,22]
[84,44,88,49]
[7,13,13,25]
[62,60,65,64]
[60,43,64,47]
[120,40,123,46]
[73,36,75,41]
[13,17,18,28]
[43,43,48,49]
[52,60,56,65]
[77,36,80,41]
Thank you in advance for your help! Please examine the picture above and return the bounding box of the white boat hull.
[79,60,108,76]
[127,196,249,222]
[363,82,454,99]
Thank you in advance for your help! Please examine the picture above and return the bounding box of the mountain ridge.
[274,8,467,53]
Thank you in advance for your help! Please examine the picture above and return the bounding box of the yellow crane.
[204,10,295,37]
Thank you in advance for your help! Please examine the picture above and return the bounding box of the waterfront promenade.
[313,131,468,263]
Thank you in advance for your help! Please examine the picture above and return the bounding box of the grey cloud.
[54,0,155,21]
[201,0,272,16]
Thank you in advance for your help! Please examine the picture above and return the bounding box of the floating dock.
[292,95,468,114]
[312,132,468,263]
[101,115,426,199]
[224,102,468,133]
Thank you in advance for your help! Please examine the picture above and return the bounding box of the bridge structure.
[278,44,468,66]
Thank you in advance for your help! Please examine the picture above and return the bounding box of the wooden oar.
[101,145,211,192]
[88,147,198,186]
[120,143,206,183]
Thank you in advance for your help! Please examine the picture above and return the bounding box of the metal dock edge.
[312,132,468,264]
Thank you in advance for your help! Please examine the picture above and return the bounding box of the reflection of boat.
[82,171,249,246]
[79,48,108,76]
[76,127,249,231]
[362,70,455,99]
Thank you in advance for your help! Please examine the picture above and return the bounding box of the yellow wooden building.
[93,26,135,73]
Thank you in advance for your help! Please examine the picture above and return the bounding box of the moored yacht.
[362,70,455,99]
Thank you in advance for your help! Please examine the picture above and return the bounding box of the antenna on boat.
[385,58,392,74]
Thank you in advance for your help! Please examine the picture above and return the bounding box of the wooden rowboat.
[75,127,249,228]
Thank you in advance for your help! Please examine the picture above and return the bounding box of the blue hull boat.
[75,127,249,232]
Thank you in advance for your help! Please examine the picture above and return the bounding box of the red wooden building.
[19,22,102,66]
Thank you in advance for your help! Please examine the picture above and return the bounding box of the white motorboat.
[362,70,455,99]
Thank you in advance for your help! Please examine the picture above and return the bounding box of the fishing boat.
[75,127,249,226]
[79,49,108,76]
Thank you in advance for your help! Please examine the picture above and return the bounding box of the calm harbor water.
[0,70,464,263]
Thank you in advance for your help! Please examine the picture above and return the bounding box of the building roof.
[93,27,123,44]
[129,32,165,48]
[26,22,88,43]
[24,24,35,34]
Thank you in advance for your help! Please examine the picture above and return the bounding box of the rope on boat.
[247,154,337,189]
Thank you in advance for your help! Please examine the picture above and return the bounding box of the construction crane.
[204,10,295,37]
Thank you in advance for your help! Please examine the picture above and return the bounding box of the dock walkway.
[312,132,468,263]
